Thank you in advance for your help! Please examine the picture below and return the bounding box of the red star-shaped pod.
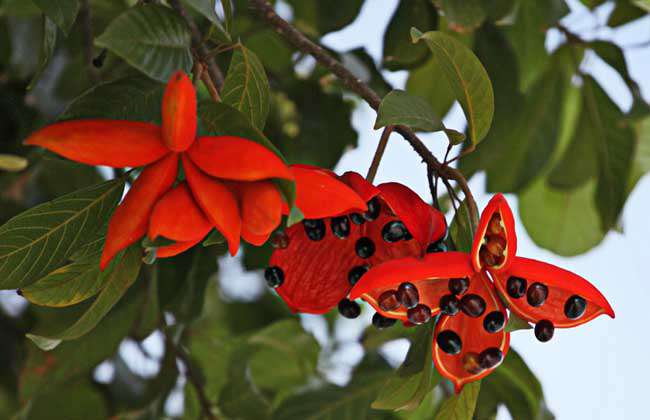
[349,252,510,392]
[25,71,293,268]
[267,167,447,314]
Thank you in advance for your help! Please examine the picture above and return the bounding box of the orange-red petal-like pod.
[182,155,241,256]
[25,120,168,168]
[231,180,283,239]
[157,237,204,258]
[290,165,368,219]
[148,182,212,242]
[241,227,274,247]
[339,171,381,203]
[492,256,615,328]
[471,193,517,274]
[161,71,197,152]
[100,153,179,269]
[432,272,510,393]
[187,136,293,181]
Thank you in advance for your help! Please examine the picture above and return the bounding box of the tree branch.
[248,0,478,222]
[366,126,393,183]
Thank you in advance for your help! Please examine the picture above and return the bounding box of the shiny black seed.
[564,295,587,320]
[397,282,419,308]
[403,230,413,240]
[407,304,432,325]
[350,213,366,225]
[483,311,506,333]
[526,282,548,307]
[506,276,527,298]
[382,220,408,243]
[460,294,486,317]
[270,231,289,249]
[372,312,397,329]
[478,347,503,369]
[348,265,369,286]
[364,197,381,221]
[534,320,554,342]
[436,330,462,355]
[355,237,375,258]
[303,219,326,241]
[264,266,284,288]
[378,290,400,311]
[448,277,470,295]
[426,241,447,253]
[331,216,351,239]
[440,294,460,316]
[338,299,361,319]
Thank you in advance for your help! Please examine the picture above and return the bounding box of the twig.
[79,0,99,83]
[248,0,478,223]
[366,126,393,183]
[201,68,221,102]
[427,165,440,209]
[164,330,218,420]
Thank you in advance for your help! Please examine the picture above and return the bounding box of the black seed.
[460,294,486,317]
[372,312,397,329]
[378,290,400,311]
[403,230,413,240]
[526,282,548,307]
[463,352,483,374]
[534,320,554,342]
[397,282,419,308]
[264,266,284,288]
[355,237,376,258]
[436,330,462,355]
[270,231,289,249]
[364,197,381,221]
[331,216,351,239]
[303,219,326,241]
[448,277,470,295]
[478,347,503,369]
[506,276,527,299]
[407,304,432,325]
[426,241,447,253]
[483,311,506,333]
[350,213,366,225]
[348,265,369,286]
[338,299,361,319]
[564,295,587,320]
[382,220,407,243]
[440,294,460,316]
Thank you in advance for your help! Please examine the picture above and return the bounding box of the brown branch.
[366,126,393,183]
[248,0,478,222]
[79,0,99,83]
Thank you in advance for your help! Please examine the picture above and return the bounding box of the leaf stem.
[366,126,393,183]
[249,0,478,222]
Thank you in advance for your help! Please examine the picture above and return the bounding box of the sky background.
[315,0,650,418]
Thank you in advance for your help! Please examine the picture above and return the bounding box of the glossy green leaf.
[27,16,56,90]
[411,28,494,145]
[375,90,442,132]
[26,245,142,350]
[0,153,27,171]
[372,323,441,411]
[95,4,192,82]
[505,313,532,332]
[60,75,165,123]
[382,0,436,70]
[406,57,455,119]
[0,178,124,289]
[183,0,230,43]
[449,198,478,253]
[440,0,486,32]
[222,44,271,129]
[608,0,646,27]
[634,0,650,12]
[32,0,79,35]
[286,0,364,36]
[26,382,108,420]
[627,115,650,192]
[434,380,481,420]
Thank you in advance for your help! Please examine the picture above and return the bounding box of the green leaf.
[0,153,27,172]
[202,229,226,246]
[60,75,165,122]
[406,57,455,118]
[95,4,192,82]
[634,0,650,11]
[286,0,364,36]
[505,312,532,332]
[411,28,494,145]
[25,382,108,420]
[182,0,231,43]
[0,178,124,289]
[222,44,271,129]
[627,115,650,192]
[32,0,79,35]
[26,245,142,350]
[608,0,646,27]
[375,90,442,132]
[434,380,481,420]
[440,0,486,32]
[27,16,56,90]
[20,257,106,307]
[382,0,436,70]
[520,178,606,256]
[341,48,393,97]
[449,198,478,252]
[372,323,441,411]
[445,128,466,145]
